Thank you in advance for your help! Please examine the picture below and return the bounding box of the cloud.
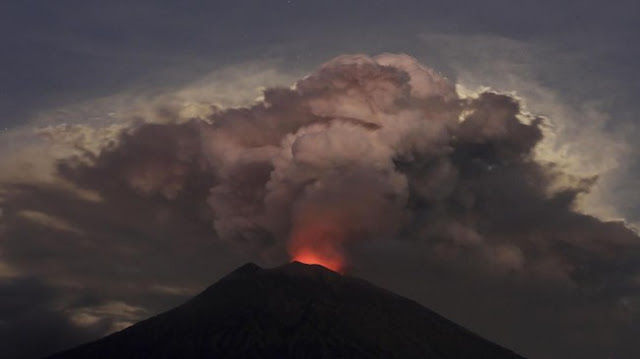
[419,33,635,224]
[1,53,639,358]
[0,278,108,359]
[17,210,85,235]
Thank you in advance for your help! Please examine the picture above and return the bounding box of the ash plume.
[53,53,638,280]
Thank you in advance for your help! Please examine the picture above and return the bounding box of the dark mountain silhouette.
[45,262,525,358]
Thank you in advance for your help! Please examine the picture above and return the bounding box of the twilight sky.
[1,1,639,358]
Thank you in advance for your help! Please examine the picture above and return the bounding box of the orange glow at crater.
[288,217,346,273]
[292,249,344,273]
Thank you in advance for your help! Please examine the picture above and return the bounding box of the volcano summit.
[46,262,525,358]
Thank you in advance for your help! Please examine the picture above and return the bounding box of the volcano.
[45,262,525,358]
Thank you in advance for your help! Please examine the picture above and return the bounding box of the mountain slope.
[46,262,525,359]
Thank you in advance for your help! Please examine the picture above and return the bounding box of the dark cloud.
[1,54,639,358]
[0,278,106,359]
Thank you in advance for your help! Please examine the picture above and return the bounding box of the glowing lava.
[288,219,346,273]
[291,249,344,273]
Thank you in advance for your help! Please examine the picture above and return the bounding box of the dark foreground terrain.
[46,262,525,358]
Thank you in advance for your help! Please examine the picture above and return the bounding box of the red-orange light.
[288,218,346,273]
[291,249,344,273]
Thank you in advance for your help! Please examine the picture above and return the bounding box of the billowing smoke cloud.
[2,53,639,358]
[54,53,639,277]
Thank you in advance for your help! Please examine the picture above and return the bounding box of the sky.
[1,1,639,358]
